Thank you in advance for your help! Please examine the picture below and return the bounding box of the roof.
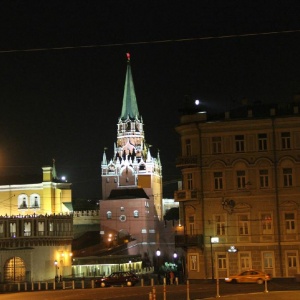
[120,54,140,121]
[108,188,149,199]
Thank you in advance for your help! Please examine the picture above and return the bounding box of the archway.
[4,257,26,282]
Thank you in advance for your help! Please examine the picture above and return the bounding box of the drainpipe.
[272,117,283,277]
[197,124,207,278]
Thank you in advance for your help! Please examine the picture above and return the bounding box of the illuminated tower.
[100,54,163,255]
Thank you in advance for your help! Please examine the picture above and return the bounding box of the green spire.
[120,53,139,120]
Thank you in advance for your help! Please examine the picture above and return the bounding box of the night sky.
[1,1,300,199]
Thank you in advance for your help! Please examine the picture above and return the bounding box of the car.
[225,270,271,284]
[95,271,139,287]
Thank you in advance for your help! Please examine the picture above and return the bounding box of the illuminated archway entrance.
[4,257,26,282]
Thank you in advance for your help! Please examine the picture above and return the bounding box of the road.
[0,279,299,300]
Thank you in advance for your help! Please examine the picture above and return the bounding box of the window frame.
[283,168,293,187]
[281,132,291,150]
[235,135,245,152]
[237,170,246,189]
[212,136,222,154]
[258,133,268,151]
[213,172,223,190]
[259,169,269,188]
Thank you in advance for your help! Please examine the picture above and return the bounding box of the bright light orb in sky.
[195,99,200,105]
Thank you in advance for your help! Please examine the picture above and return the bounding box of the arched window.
[30,193,40,208]
[18,194,28,209]
[133,210,139,218]
[107,211,112,219]
[24,221,31,236]
[4,257,26,282]
[9,223,16,237]
[38,221,45,236]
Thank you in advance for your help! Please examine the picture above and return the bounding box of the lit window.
[24,222,31,237]
[18,194,28,209]
[133,210,139,218]
[49,222,54,232]
[38,221,45,236]
[30,194,40,208]
[189,254,198,271]
[107,211,112,219]
[261,213,273,234]
[9,222,16,237]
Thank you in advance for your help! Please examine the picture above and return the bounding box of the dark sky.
[1,1,300,199]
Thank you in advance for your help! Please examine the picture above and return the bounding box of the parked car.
[95,271,139,287]
[225,270,271,284]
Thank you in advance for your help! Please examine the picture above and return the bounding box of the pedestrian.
[170,271,175,285]
[166,272,170,285]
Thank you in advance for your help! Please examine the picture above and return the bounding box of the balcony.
[176,155,200,168]
[174,189,199,202]
[175,234,204,249]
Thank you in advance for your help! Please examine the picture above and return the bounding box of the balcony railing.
[175,234,204,249]
[174,189,199,202]
[176,155,200,167]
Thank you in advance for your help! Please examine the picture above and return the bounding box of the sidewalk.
[199,290,300,299]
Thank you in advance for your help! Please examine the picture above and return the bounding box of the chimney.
[270,108,276,116]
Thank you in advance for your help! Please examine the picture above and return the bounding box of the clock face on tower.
[119,215,126,222]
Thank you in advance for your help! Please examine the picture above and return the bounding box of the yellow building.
[0,162,73,282]
[175,100,300,280]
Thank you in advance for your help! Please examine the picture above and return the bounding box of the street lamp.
[210,236,219,281]
[156,248,161,273]
[54,260,58,281]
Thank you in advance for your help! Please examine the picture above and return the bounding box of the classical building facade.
[0,163,73,282]
[175,101,300,280]
[100,54,163,261]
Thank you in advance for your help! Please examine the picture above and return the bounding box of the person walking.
[170,271,175,285]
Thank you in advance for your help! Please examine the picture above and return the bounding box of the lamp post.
[210,237,219,281]
[54,260,58,281]
[156,248,161,273]
[173,251,178,259]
